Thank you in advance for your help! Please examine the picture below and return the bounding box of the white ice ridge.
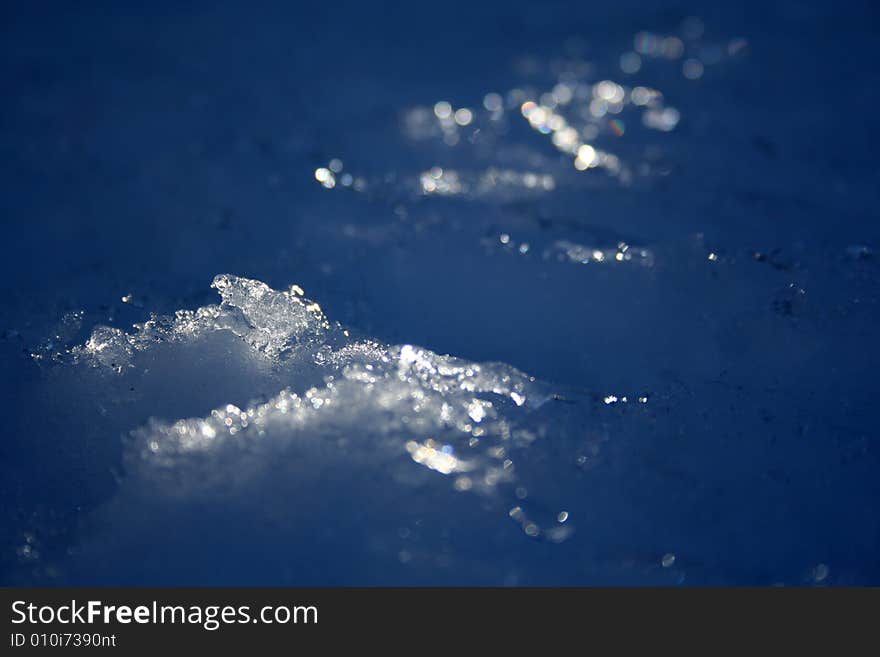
[135,341,543,491]
[72,276,561,520]
[75,275,333,369]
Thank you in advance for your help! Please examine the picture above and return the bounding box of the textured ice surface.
[13,264,877,586]
[15,275,624,584]
[3,2,880,585]
[75,274,333,367]
[101,274,550,500]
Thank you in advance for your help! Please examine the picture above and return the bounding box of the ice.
[12,275,597,583]
[71,275,333,370]
[104,274,551,501]
[4,3,880,586]
[79,275,548,486]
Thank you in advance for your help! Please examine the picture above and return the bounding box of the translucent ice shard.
[210,274,331,357]
[69,274,335,370]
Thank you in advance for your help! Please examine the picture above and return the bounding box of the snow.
[2,1,879,585]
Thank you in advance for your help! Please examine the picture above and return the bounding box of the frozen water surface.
[2,1,879,584]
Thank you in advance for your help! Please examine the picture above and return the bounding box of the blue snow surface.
[2,0,879,586]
